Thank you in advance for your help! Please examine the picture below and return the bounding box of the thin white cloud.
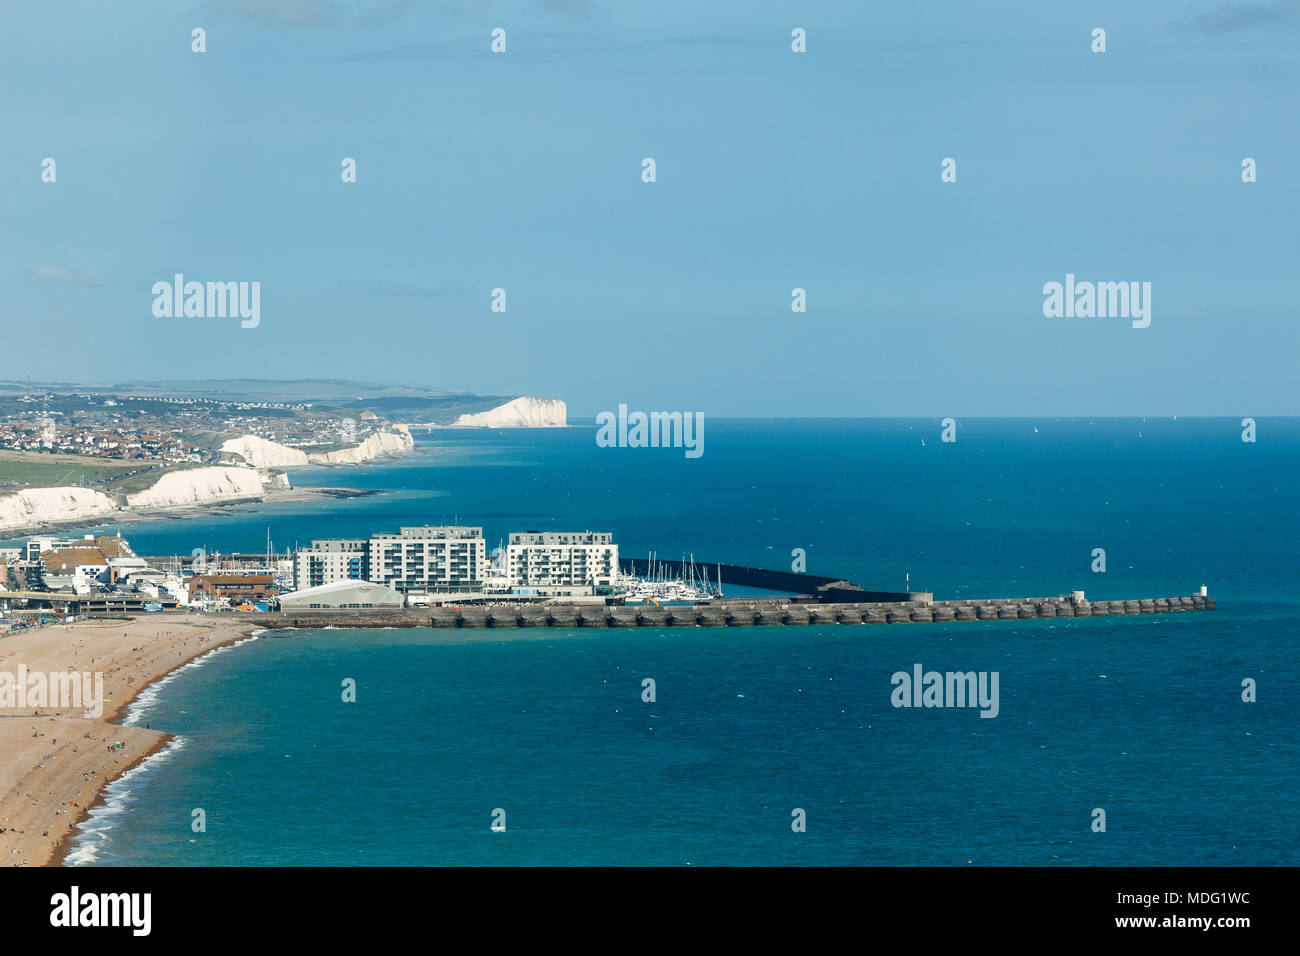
[1191,0,1300,32]
[34,265,105,286]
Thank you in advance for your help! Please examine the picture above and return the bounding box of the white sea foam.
[121,632,262,727]
[65,632,264,865]
[63,736,188,866]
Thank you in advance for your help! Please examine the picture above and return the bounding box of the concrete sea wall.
[249,595,1215,630]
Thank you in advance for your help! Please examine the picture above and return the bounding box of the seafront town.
[1,521,1217,634]
[0,391,401,469]
[1,525,731,630]
[0,389,567,544]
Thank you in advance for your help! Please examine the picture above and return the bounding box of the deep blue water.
[56,419,1300,865]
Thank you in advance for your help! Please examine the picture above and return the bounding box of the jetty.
[3,553,1216,631]
[247,592,1215,630]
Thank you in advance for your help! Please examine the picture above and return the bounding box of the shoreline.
[0,438,425,542]
[0,613,257,866]
[0,485,379,541]
[52,732,172,867]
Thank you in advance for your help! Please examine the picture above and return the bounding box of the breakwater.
[247,594,1215,630]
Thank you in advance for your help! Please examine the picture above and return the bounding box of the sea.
[38,418,1300,866]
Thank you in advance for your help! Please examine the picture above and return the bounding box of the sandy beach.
[0,613,256,866]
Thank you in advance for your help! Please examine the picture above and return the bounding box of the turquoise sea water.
[55,419,1300,865]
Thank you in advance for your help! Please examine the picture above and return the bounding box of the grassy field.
[301,441,358,454]
[180,431,239,453]
[0,452,218,497]
[0,451,145,489]
[97,463,213,495]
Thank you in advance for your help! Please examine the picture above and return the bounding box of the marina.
[619,553,723,604]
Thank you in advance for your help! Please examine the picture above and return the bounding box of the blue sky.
[2,1,1297,416]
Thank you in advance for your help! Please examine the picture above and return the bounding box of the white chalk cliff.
[452,397,566,428]
[220,426,414,468]
[0,487,118,533]
[220,435,310,468]
[126,466,266,510]
[308,425,414,464]
[0,466,291,534]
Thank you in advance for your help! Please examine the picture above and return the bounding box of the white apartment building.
[24,534,96,562]
[506,531,618,590]
[293,539,369,592]
[368,526,485,593]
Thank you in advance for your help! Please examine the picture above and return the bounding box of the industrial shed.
[276,579,403,612]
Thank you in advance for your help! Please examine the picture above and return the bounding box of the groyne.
[246,594,1215,630]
